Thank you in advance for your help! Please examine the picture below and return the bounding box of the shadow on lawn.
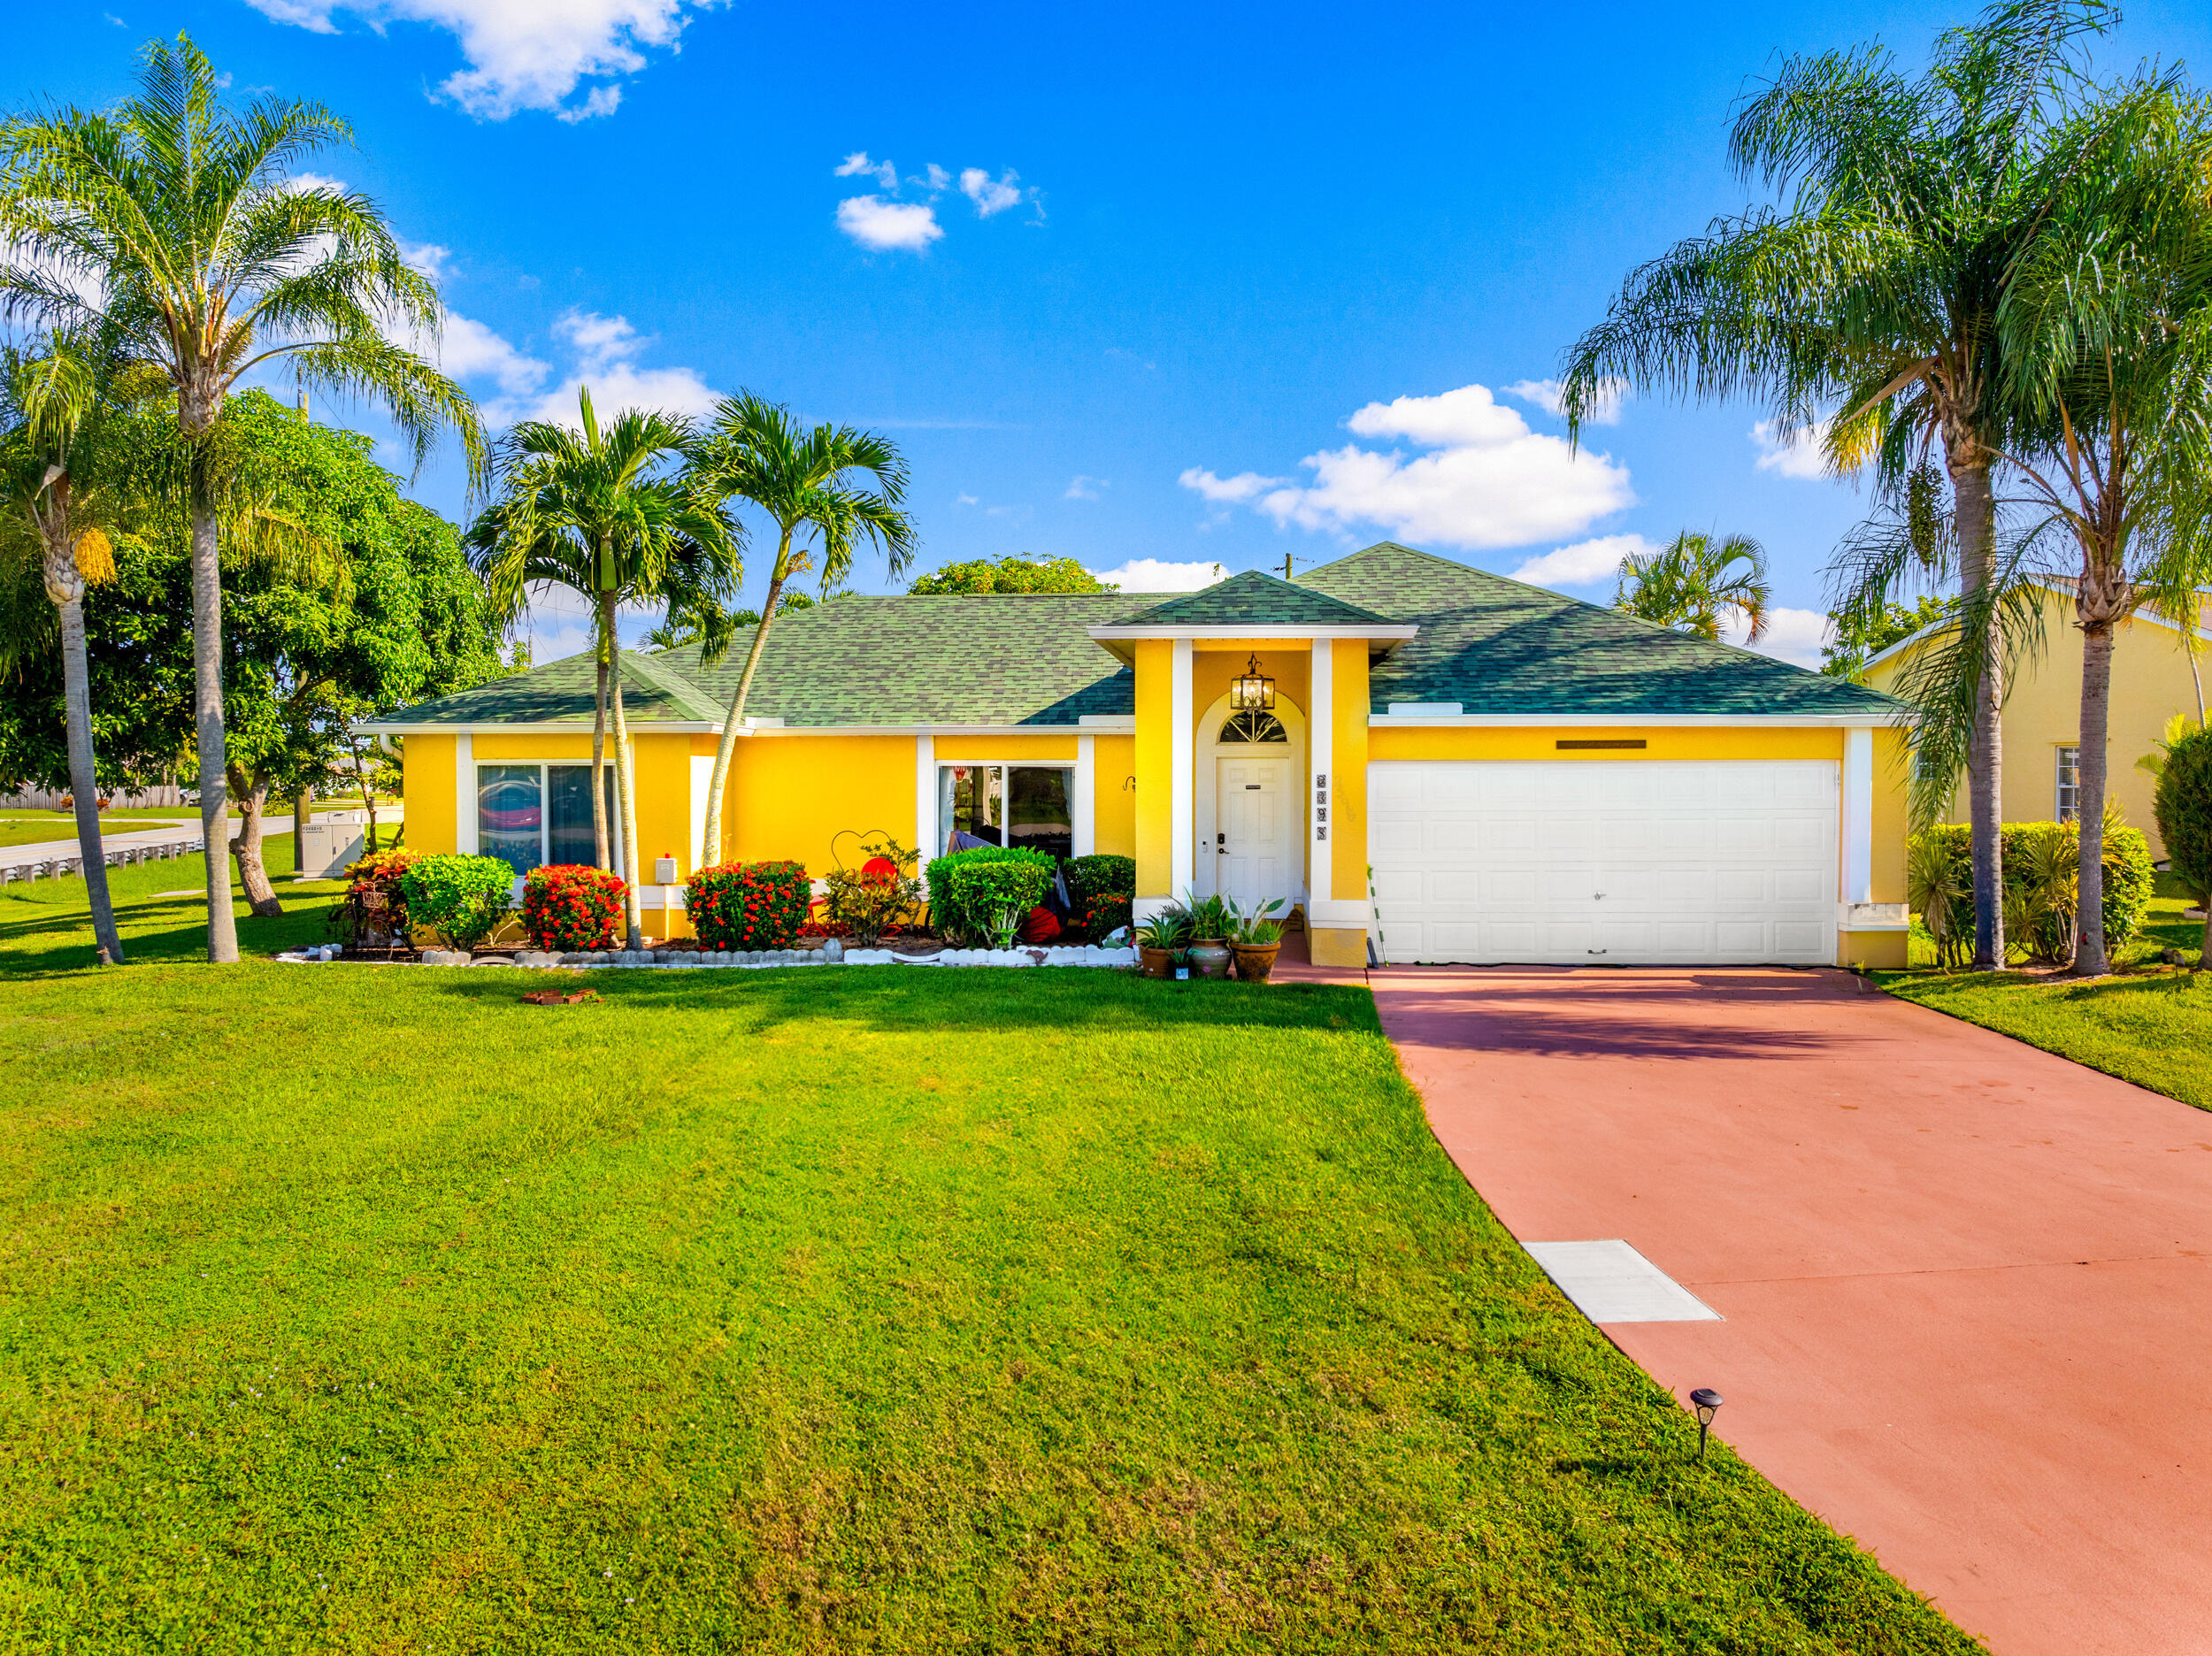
[419,959,1386,1037]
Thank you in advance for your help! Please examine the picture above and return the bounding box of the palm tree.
[689,395,917,868]
[1559,0,2114,969]
[466,387,740,950]
[1613,531,1771,641]
[0,34,483,962]
[0,332,134,963]
[1988,86,2212,974]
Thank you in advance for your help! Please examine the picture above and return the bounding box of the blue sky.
[11,0,2210,666]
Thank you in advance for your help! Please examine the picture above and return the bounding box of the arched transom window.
[1218,710,1288,744]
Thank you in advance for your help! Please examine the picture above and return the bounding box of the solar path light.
[1689,1388,1724,1460]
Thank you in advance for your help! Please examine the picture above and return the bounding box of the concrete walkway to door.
[1370,967,2212,1656]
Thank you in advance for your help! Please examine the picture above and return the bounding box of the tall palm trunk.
[697,533,792,867]
[226,763,283,917]
[2074,622,2115,976]
[603,591,643,950]
[1950,451,2006,970]
[189,461,240,962]
[591,628,611,870]
[48,556,124,964]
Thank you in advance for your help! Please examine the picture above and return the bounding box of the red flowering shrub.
[523,863,627,951]
[1019,905,1061,944]
[687,861,812,950]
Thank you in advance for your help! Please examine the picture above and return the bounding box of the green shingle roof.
[1117,568,1401,629]
[373,542,1903,729]
[1298,541,1902,718]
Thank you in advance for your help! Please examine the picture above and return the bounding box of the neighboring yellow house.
[1862,584,2208,859]
[366,540,1915,967]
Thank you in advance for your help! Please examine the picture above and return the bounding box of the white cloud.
[960,166,1023,217]
[402,241,454,280]
[1093,558,1227,592]
[835,195,941,252]
[923,163,950,192]
[553,307,643,365]
[242,0,717,121]
[1178,467,1287,504]
[954,492,979,506]
[835,150,897,188]
[1509,533,1655,588]
[1504,376,1627,426]
[1189,384,1634,551]
[285,170,349,194]
[1752,418,1833,480]
[438,311,549,396]
[1725,605,1832,669]
[1064,475,1107,501]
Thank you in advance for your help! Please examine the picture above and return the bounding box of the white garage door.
[1368,760,1839,965]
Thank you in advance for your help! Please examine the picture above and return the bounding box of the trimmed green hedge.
[1064,854,1134,941]
[926,846,1056,946]
[397,854,516,951]
[2155,724,2212,908]
[1909,819,2155,966]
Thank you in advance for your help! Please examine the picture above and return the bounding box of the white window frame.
[933,760,1079,860]
[2055,745,2080,822]
[474,761,623,880]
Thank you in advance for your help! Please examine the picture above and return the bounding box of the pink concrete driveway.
[1371,967,2212,1656]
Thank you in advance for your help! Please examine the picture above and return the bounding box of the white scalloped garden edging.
[276,943,1140,970]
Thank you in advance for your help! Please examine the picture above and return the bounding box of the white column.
[914,732,936,857]
[1308,637,1333,905]
[1843,725,1874,905]
[1170,639,1194,900]
[455,732,476,854]
[1074,735,1095,857]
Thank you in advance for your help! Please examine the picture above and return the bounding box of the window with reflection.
[937,763,1075,859]
[1218,711,1288,744]
[478,765,542,876]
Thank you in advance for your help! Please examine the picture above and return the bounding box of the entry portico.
[1087,572,1417,967]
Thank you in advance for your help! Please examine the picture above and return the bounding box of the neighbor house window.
[937,764,1075,859]
[2056,746,2080,821]
[478,763,617,877]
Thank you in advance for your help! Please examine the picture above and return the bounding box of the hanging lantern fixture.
[1228,652,1276,712]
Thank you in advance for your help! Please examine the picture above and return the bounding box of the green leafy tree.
[1614,531,1770,641]
[690,394,917,867]
[1821,594,1953,681]
[910,555,1111,594]
[0,331,136,963]
[2154,722,2212,966]
[466,387,740,949]
[1561,0,2116,969]
[0,34,484,961]
[2,392,506,915]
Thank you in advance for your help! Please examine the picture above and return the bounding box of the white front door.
[1216,756,1289,911]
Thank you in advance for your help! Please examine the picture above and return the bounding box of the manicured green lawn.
[0,815,196,849]
[0,876,1973,1652]
[1881,875,2212,1112]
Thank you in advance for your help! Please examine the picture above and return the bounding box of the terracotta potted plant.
[1185,890,1233,979]
[1134,909,1190,979]
[1227,895,1287,984]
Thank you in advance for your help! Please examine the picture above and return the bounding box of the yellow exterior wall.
[472,733,597,761]
[1091,735,1136,858]
[402,734,457,855]
[1369,726,1847,762]
[933,734,1078,761]
[1189,648,1310,724]
[632,734,695,876]
[1865,586,2206,855]
[1133,640,1175,898]
[724,734,918,874]
[1873,725,1909,904]
[1330,640,1370,901]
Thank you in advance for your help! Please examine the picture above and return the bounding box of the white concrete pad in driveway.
[1523,1239,1723,1323]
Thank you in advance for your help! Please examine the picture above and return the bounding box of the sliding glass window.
[478,763,618,876]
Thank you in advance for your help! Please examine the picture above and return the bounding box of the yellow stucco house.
[367,541,1915,967]
[1862,584,2208,859]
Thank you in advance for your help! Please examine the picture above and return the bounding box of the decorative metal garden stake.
[1689,1388,1724,1460]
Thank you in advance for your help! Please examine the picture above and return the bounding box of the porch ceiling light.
[1229,653,1275,712]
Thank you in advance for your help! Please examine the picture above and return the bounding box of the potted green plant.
[1226,895,1287,984]
[1183,888,1233,978]
[1134,908,1191,979]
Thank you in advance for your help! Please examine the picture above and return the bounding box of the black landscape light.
[1689,1388,1724,1460]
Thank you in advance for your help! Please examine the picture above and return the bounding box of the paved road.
[0,809,400,877]
[1370,965,2212,1656]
